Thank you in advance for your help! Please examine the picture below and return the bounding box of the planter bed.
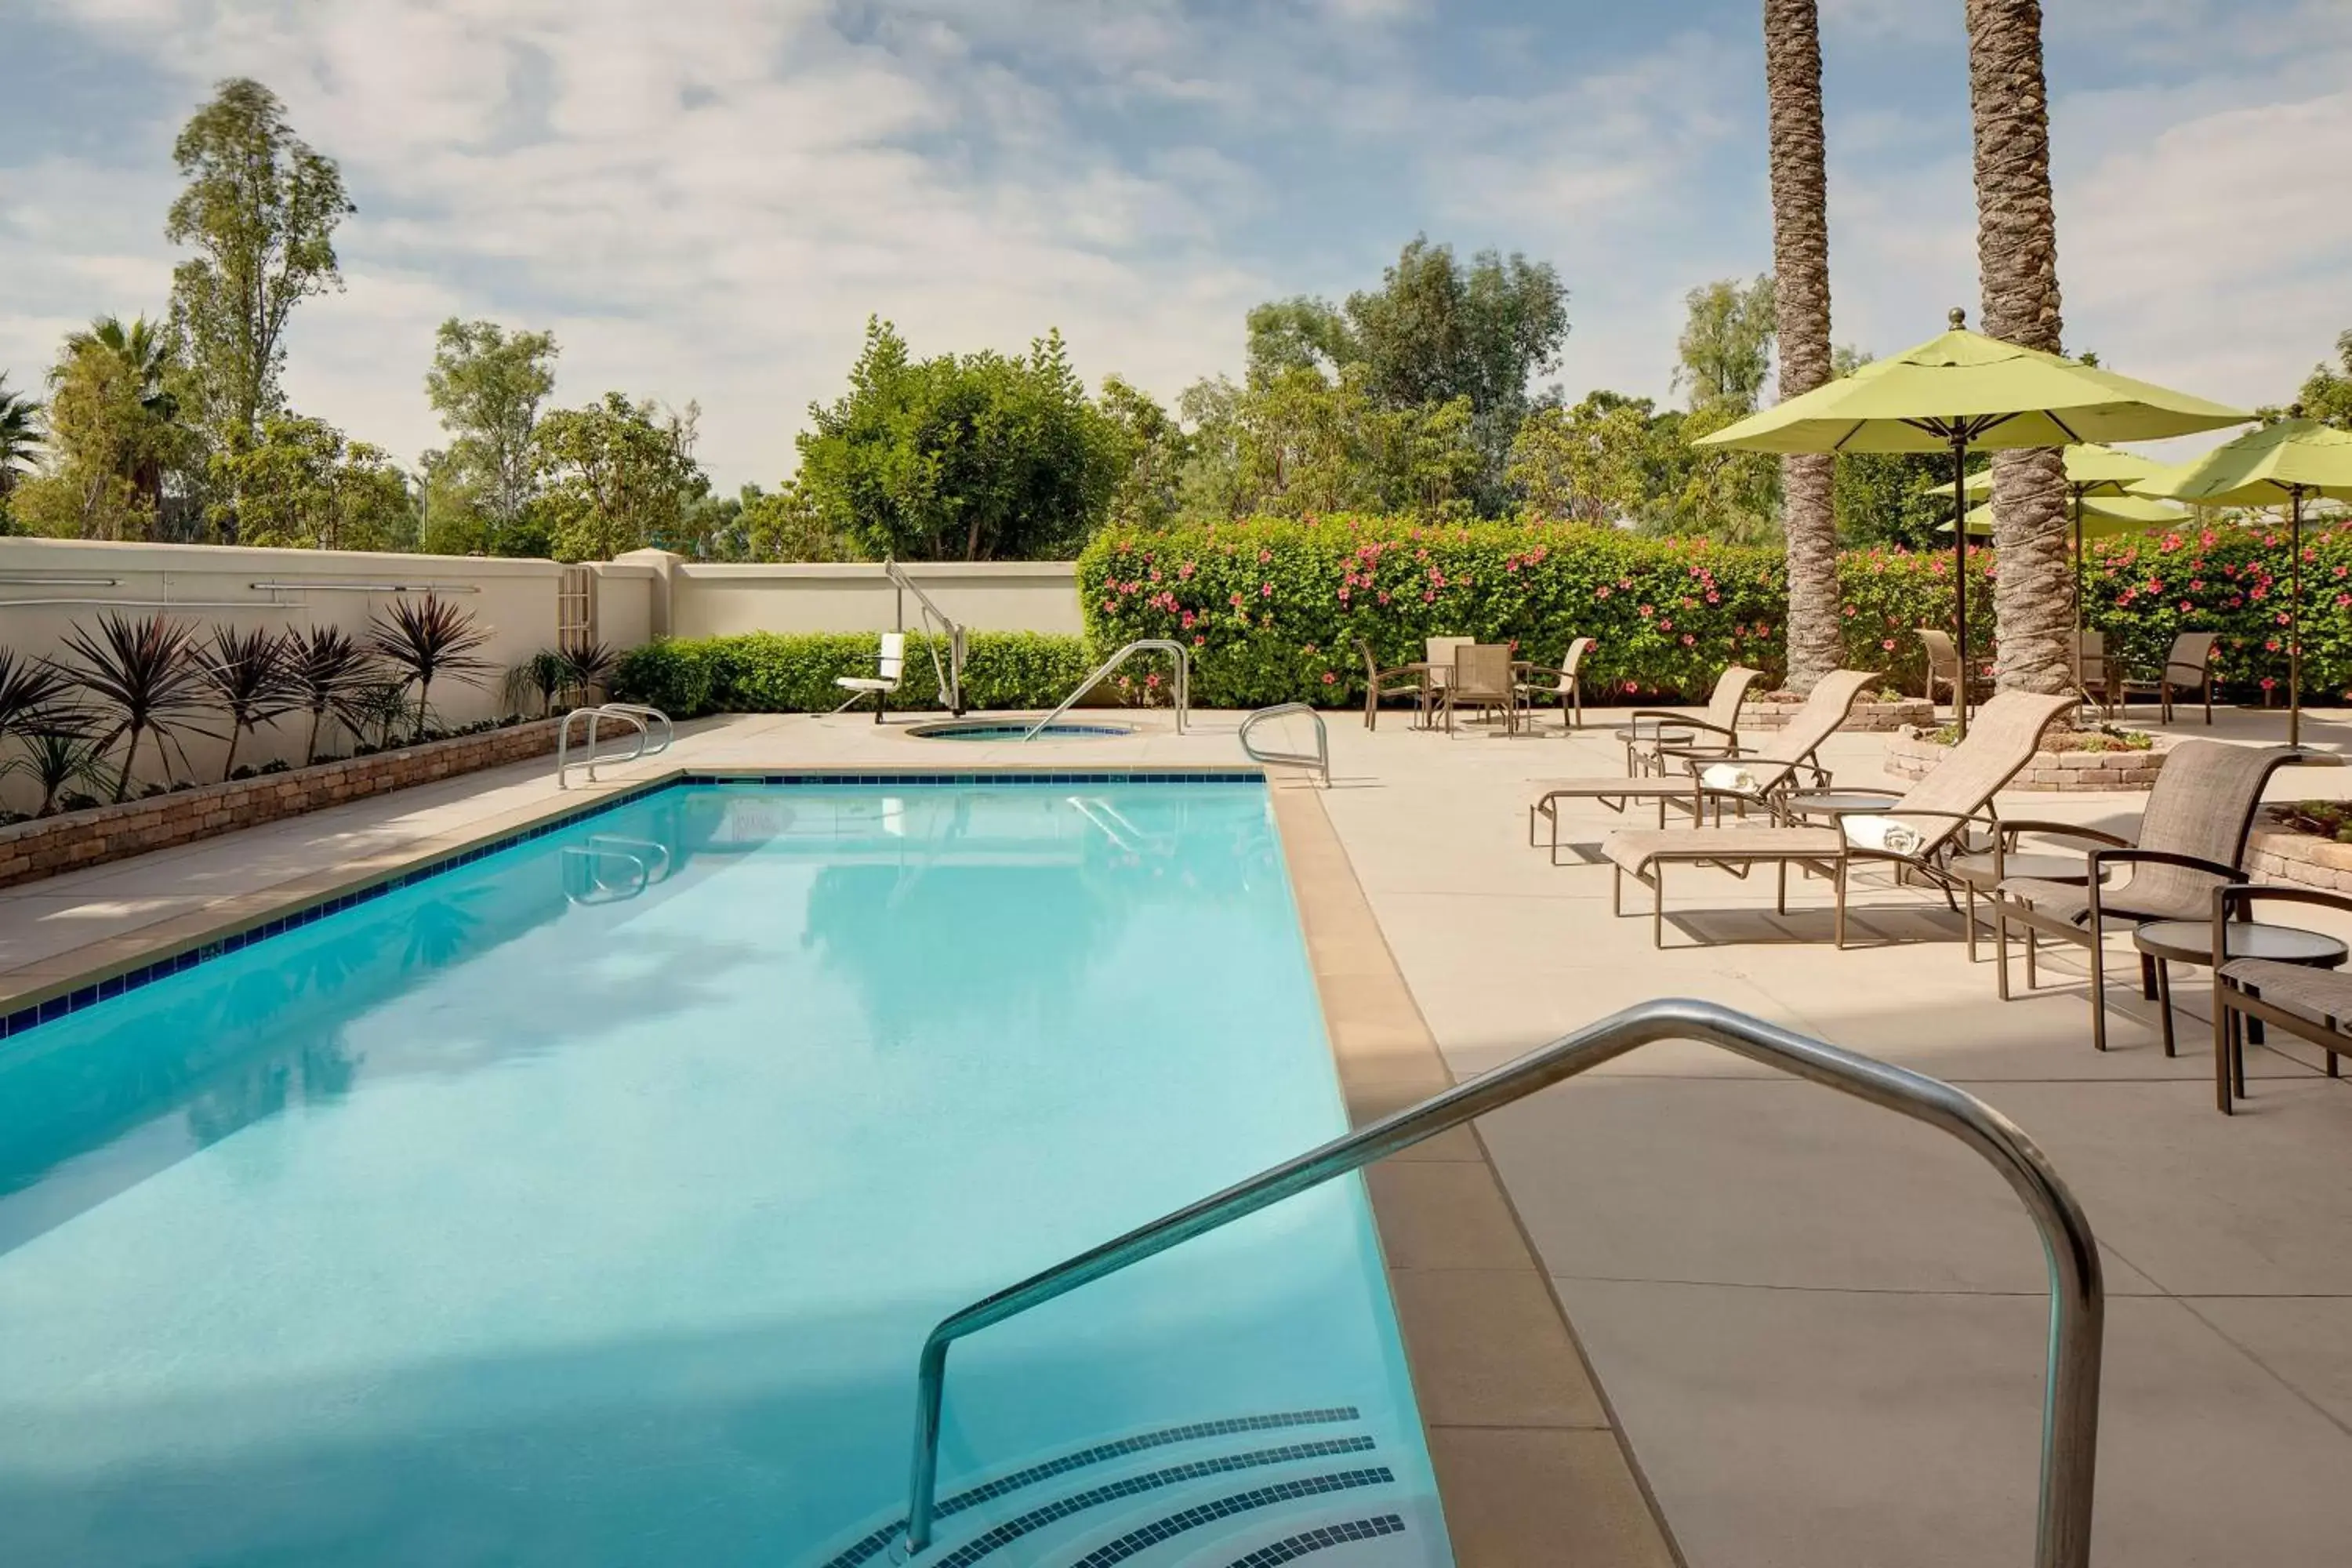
[1748,696,1936,734]
[0,718,567,892]
[1882,728,2170,791]
[2247,813,2352,894]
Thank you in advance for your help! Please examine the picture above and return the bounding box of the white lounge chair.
[836,632,905,723]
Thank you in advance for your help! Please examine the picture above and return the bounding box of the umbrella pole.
[1953,437,1970,739]
[2071,487,2085,706]
[2290,488,2304,750]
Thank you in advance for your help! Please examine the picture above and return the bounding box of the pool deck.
[5,701,2352,1567]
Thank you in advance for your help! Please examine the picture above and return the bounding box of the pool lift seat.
[834,633,906,723]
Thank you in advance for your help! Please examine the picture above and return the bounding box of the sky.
[2,0,2348,490]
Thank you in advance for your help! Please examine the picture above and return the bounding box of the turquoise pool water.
[0,781,1451,1566]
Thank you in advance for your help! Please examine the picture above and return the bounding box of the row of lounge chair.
[1521,668,2350,1109]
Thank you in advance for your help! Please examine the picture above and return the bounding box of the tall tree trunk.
[1763,0,1840,695]
[1965,0,2073,694]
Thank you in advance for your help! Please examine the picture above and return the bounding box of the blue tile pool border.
[0,767,1268,1041]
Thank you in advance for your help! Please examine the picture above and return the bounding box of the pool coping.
[0,764,1263,1029]
[1264,782,1684,1568]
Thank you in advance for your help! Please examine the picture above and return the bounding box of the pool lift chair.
[833,632,906,723]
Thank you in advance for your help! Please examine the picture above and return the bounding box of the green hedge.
[1076,516,2002,705]
[612,515,2352,717]
[612,631,1095,717]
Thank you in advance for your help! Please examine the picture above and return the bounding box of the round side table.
[2131,918,2349,1062]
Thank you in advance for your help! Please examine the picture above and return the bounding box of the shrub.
[2084,517,2352,700]
[612,631,1098,717]
[1077,516,1998,706]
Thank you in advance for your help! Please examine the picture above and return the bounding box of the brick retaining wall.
[1883,730,2169,791]
[2246,816,2352,894]
[0,719,566,891]
[1749,698,1936,734]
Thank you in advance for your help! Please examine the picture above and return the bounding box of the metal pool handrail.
[898,998,2103,1566]
[1238,702,1330,786]
[555,703,671,788]
[1021,639,1190,741]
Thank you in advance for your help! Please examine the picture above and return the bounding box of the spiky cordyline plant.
[55,612,220,801]
[4,730,113,816]
[194,624,299,780]
[559,641,618,706]
[368,593,492,742]
[285,625,384,764]
[0,649,78,744]
[503,649,570,718]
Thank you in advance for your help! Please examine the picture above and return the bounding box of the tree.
[532,392,709,562]
[1506,392,1664,525]
[1674,276,1777,415]
[209,412,418,551]
[796,318,1124,560]
[2290,329,2352,430]
[740,481,857,561]
[0,373,45,514]
[1098,374,1189,528]
[166,78,354,535]
[424,318,559,548]
[65,315,180,521]
[1763,0,1842,695]
[9,325,190,541]
[1242,237,1570,511]
[1965,0,2072,694]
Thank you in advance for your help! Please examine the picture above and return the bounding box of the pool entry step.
[808,1408,1446,1568]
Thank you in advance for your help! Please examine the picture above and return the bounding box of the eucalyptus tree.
[1762,0,1841,694]
[1965,0,2073,692]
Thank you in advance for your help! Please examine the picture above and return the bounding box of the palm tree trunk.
[1763,0,1839,695]
[1966,0,2073,695]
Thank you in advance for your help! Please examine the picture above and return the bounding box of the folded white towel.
[1842,814,1924,857]
[1701,762,1761,794]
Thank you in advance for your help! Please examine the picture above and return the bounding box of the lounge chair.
[1356,637,1425,731]
[1601,689,2076,948]
[834,631,905,723]
[1442,644,1518,734]
[1526,670,1875,863]
[1616,665,1763,776]
[2210,884,2352,1114]
[1991,740,2308,1051]
[2116,630,2218,724]
[1513,637,1594,731]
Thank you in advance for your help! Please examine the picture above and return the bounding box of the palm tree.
[368,593,492,742]
[1965,0,2073,694]
[55,612,220,800]
[1763,0,1839,695]
[65,316,178,520]
[194,625,299,779]
[0,373,41,503]
[284,625,382,764]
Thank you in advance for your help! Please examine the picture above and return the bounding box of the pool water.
[0,781,1451,1567]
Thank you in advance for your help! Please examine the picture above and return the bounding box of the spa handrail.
[899,997,2103,1567]
[1238,702,1330,786]
[1021,639,1190,741]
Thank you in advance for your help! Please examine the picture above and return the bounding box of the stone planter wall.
[1748,697,1936,735]
[0,718,568,891]
[1882,730,2169,791]
[2246,817,2352,894]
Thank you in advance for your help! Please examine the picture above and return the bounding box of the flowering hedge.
[1076,517,1998,706]
[2083,517,2352,702]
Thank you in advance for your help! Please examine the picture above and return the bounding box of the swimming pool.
[0,778,1452,1566]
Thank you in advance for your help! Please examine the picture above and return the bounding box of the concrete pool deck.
[5,700,2350,1566]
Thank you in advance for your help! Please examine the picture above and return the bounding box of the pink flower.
[1659,618,1674,631]
[1705,590,1719,604]
[1681,633,1696,646]
[1192,635,1206,648]
[1102,597,1116,612]
[1145,673,1161,688]
[1638,603,1654,617]
[2267,639,2281,652]
[1377,591,1392,605]
[1229,592,1245,608]
[1261,582,1274,598]
[1624,680,1640,694]
[2261,677,2278,691]
[1596,586,1612,599]
[1178,561,1196,579]
[1321,670,1338,685]
[1421,590,1436,603]
[1881,638,1897,651]
[1258,549,1272,564]
[1338,586,1351,602]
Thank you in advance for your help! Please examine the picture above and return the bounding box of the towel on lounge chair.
[1840,815,1924,857]
[1700,762,1762,793]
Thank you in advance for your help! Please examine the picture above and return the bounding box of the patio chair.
[1442,643,1518,735]
[2074,630,2114,717]
[1617,665,1763,776]
[1992,740,2304,1051]
[1527,669,1876,863]
[1918,629,1988,711]
[1512,637,1595,731]
[2116,631,2218,724]
[834,631,905,723]
[1602,689,2075,948]
[2210,883,2352,1114]
[1356,637,1425,731]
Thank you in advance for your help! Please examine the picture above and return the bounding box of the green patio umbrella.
[1934,444,2174,688]
[1938,493,2189,537]
[1699,310,2250,734]
[2130,412,2352,746]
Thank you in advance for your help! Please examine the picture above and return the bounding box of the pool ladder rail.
[561,833,675,904]
[895,998,2104,1568]
[1022,640,1191,742]
[1239,703,1330,787]
[555,703,673,788]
